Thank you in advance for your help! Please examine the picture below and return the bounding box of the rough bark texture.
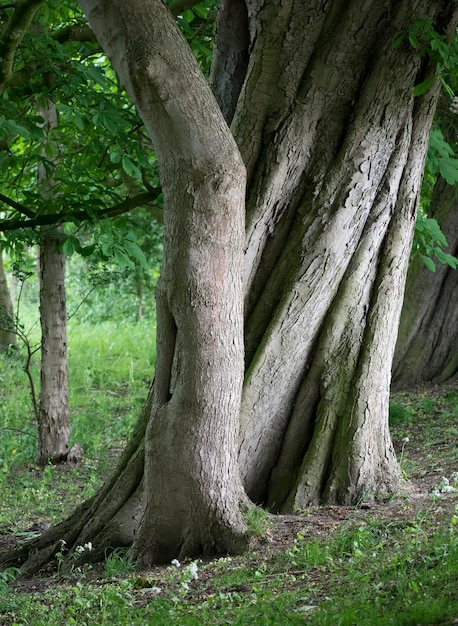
[36,99,70,465]
[38,229,70,464]
[0,245,16,350]
[78,0,249,566]
[232,0,456,509]
[393,177,458,388]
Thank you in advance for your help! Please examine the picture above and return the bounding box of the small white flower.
[84,542,93,551]
[171,559,181,568]
[188,562,199,580]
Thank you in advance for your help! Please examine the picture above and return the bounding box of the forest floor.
[0,383,457,625]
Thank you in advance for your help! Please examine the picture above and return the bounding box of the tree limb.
[0,192,36,218]
[0,0,45,93]
[0,190,163,232]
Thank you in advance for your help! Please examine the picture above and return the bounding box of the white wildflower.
[187,561,199,580]
[171,559,181,568]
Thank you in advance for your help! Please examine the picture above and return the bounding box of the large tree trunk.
[233,0,454,509]
[393,177,458,388]
[0,244,16,350]
[2,0,457,574]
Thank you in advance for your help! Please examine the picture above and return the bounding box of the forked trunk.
[393,177,458,388]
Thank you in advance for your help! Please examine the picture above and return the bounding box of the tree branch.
[54,24,98,44]
[0,0,45,93]
[0,190,163,232]
[0,192,36,218]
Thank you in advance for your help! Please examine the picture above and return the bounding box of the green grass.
[1,511,457,625]
[0,319,155,529]
[1,318,458,624]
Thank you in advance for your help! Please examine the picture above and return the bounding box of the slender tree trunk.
[38,228,70,464]
[0,245,16,350]
[393,177,458,388]
[37,100,70,465]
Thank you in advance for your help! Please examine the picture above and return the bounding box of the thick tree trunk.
[393,178,458,388]
[38,228,70,464]
[233,0,455,509]
[78,0,249,566]
[0,245,16,350]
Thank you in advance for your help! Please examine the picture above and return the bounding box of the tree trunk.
[0,245,16,350]
[79,0,250,567]
[37,99,70,465]
[393,177,458,388]
[38,228,70,464]
[233,0,454,509]
[2,0,457,573]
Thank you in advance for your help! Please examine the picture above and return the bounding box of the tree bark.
[0,245,16,350]
[78,0,249,566]
[37,100,70,465]
[393,177,458,388]
[38,228,70,464]
[233,0,455,509]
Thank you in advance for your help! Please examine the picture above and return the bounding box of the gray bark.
[393,178,458,388]
[235,0,455,507]
[38,228,70,464]
[37,100,70,465]
[78,0,249,566]
[0,245,16,350]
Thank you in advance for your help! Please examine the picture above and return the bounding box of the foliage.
[393,17,458,98]
[172,0,217,76]
[413,210,458,271]
[0,1,160,271]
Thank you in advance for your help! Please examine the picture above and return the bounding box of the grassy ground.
[0,326,457,625]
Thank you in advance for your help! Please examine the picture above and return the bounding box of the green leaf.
[419,254,436,272]
[182,9,195,23]
[438,158,458,185]
[413,76,435,97]
[62,238,75,257]
[434,249,458,269]
[408,32,419,48]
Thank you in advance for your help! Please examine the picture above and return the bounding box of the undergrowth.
[0,320,457,624]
